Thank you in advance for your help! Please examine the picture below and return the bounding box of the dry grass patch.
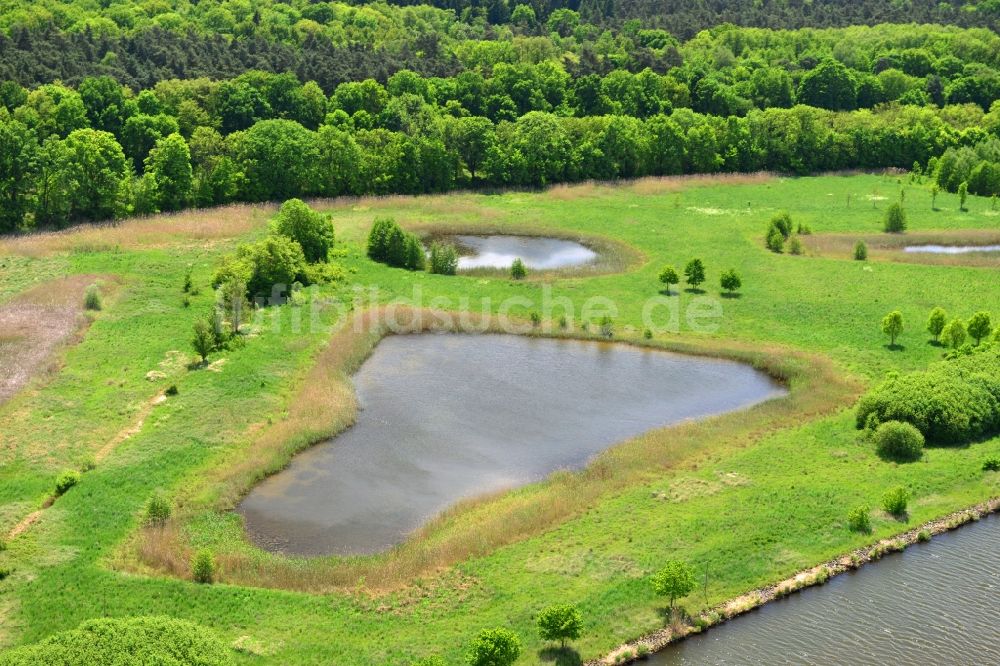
[627,172,774,196]
[0,205,271,258]
[805,229,1000,267]
[0,275,115,406]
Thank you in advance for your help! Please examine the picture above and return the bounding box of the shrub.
[510,257,527,280]
[917,529,931,542]
[428,242,459,275]
[272,198,335,263]
[182,271,192,293]
[536,604,583,647]
[881,310,903,347]
[788,236,804,255]
[658,265,679,292]
[856,352,1000,445]
[191,319,215,363]
[881,486,910,516]
[598,315,613,338]
[404,235,426,271]
[720,268,741,294]
[958,180,968,210]
[797,222,812,235]
[683,258,705,289]
[872,420,925,462]
[983,457,1000,472]
[191,549,216,584]
[853,240,868,260]
[529,311,541,327]
[848,505,871,533]
[939,318,966,349]
[83,284,102,311]
[0,566,10,581]
[643,328,652,339]
[366,217,395,262]
[770,211,793,238]
[883,202,907,232]
[651,560,696,608]
[143,491,171,526]
[0,616,231,666]
[968,311,992,345]
[927,307,947,339]
[765,225,785,253]
[164,384,178,396]
[466,628,521,666]
[54,470,81,496]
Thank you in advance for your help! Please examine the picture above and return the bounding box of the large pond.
[451,234,598,270]
[652,514,1000,665]
[904,244,1000,254]
[239,334,784,556]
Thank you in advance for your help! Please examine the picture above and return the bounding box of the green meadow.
[1,173,999,664]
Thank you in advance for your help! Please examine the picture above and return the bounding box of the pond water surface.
[904,244,1000,254]
[652,514,1000,665]
[452,234,598,270]
[239,334,784,556]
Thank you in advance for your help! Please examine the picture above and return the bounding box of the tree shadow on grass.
[538,646,582,666]
[720,292,742,299]
[884,343,906,352]
[658,289,676,297]
[684,287,705,294]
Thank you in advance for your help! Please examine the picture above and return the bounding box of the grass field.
[1,173,999,664]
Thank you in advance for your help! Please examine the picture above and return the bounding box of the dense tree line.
[378,0,1000,36]
[933,138,1000,197]
[2,63,999,231]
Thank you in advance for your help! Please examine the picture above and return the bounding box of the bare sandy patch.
[0,275,113,405]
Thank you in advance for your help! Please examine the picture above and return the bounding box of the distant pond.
[904,244,1000,254]
[239,334,784,556]
[449,234,599,270]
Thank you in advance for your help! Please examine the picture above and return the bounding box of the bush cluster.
[368,217,426,271]
[847,505,871,533]
[0,616,231,666]
[54,470,81,496]
[856,348,1000,445]
[428,242,459,276]
[881,486,910,516]
[213,200,343,303]
[872,421,925,462]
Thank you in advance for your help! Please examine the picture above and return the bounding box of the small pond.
[904,244,1000,254]
[450,234,598,270]
[651,514,1000,665]
[239,334,784,556]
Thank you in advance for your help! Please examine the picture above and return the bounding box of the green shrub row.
[856,346,1000,444]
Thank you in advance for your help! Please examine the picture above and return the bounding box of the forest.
[2,6,1000,232]
[3,19,1000,231]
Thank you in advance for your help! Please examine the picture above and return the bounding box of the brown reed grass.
[0,205,272,258]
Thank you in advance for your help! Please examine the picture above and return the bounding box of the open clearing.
[0,174,999,665]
